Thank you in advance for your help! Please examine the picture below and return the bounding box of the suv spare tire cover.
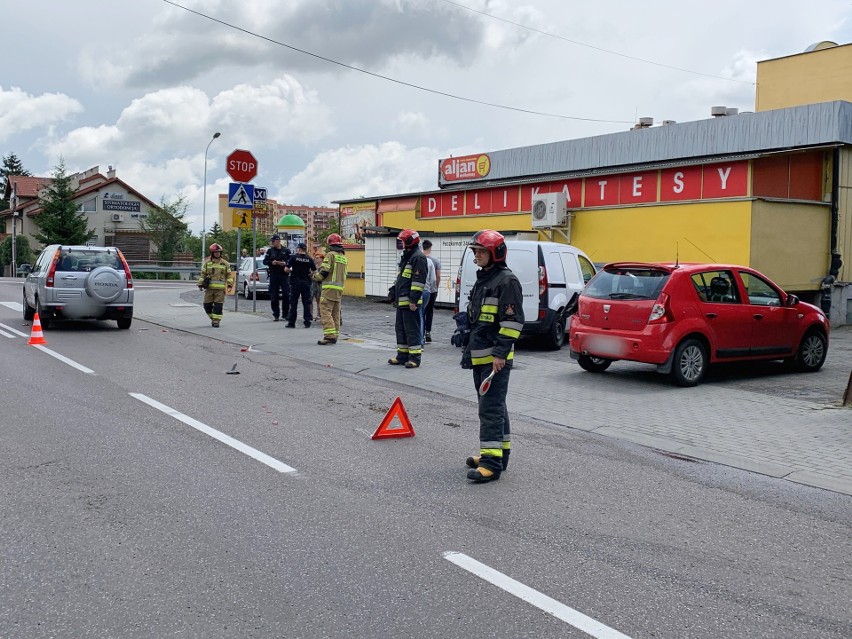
[85,266,124,303]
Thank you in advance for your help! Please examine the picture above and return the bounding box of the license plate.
[585,334,625,357]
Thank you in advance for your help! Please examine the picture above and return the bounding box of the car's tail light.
[118,251,133,289]
[45,249,61,287]
[538,265,547,297]
[250,272,260,281]
[648,292,673,324]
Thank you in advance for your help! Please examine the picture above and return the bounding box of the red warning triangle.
[371,396,415,440]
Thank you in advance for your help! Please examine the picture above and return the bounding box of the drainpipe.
[821,148,843,314]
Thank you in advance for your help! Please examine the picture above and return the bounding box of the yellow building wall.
[756,42,852,111]
[570,201,753,266]
[343,249,365,297]
[836,148,852,282]
[749,200,830,290]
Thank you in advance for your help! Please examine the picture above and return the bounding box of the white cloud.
[0,87,83,143]
[277,141,439,205]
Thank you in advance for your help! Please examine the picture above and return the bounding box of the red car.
[569,263,830,386]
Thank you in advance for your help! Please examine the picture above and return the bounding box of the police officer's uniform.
[286,245,317,327]
[263,239,291,321]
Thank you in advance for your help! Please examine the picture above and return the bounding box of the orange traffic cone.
[28,313,47,346]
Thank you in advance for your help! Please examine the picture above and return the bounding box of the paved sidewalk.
[134,285,852,496]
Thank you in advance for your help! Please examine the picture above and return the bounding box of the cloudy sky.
[3,0,851,233]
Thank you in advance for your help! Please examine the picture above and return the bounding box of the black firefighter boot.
[466,450,509,471]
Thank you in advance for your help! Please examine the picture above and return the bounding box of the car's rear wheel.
[793,329,827,372]
[577,354,612,373]
[671,338,706,387]
[22,289,34,321]
[117,317,132,330]
[243,282,254,300]
[37,300,51,330]
[545,316,566,350]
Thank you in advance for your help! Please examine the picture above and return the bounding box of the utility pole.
[10,183,17,278]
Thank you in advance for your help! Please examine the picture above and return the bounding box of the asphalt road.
[0,280,850,638]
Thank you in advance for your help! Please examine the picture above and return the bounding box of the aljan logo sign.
[440,154,491,182]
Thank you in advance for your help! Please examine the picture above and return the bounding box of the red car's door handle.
[705,312,717,318]
[753,314,764,320]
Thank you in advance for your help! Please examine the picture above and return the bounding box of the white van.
[455,240,596,349]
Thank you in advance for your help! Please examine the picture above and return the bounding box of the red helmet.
[209,243,223,254]
[326,233,343,246]
[397,228,420,250]
[469,230,507,263]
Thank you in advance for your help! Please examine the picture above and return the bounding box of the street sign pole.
[234,227,241,312]
[251,216,258,313]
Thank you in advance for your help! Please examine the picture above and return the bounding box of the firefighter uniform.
[462,263,524,477]
[198,256,233,327]
[312,245,347,344]
[390,245,428,367]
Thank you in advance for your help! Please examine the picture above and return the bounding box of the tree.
[316,217,340,248]
[140,195,189,263]
[1,152,32,210]
[34,159,94,246]
[0,235,34,273]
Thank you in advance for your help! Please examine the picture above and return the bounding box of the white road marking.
[0,328,14,338]
[0,301,23,311]
[32,345,96,374]
[0,322,29,338]
[443,551,634,639]
[130,393,296,474]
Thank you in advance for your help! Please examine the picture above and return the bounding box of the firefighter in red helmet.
[312,233,348,344]
[461,230,524,482]
[197,243,234,327]
[388,228,428,368]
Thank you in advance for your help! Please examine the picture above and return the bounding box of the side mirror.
[785,294,799,307]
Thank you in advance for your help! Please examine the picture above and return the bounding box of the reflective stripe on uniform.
[499,320,523,338]
[479,447,503,458]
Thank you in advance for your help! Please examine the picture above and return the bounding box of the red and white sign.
[440,154,491,182]
[226,149,258,183]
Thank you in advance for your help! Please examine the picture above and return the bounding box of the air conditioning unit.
[530,192,567,228]
[111,213,124,222]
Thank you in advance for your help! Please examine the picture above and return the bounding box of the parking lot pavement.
[134,286,852,496]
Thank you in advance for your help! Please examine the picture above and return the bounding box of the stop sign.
[226,149,258,183]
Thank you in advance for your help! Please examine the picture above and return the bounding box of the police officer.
[461,230,524,483]
[388,228,427,369]
[313,234,348,345]
[285,243,317,328]
[197,243,234,328]
[263,234,291,321]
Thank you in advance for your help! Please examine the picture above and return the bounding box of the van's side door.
[542,247,568,310]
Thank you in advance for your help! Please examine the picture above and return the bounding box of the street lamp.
[201,131,221,263]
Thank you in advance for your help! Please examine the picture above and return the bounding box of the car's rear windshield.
[56,250,122,272]
[583,267,670,300]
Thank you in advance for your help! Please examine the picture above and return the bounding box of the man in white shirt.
[421,240,442,343]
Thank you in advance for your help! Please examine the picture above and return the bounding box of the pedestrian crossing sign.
[228,182,254,210]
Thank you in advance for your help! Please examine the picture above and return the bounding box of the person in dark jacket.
[388,229,428,369]
[461,230,524,483]
[285,243,317,327]
[263,234,291,321]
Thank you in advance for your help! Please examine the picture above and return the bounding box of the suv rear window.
[584,267,670,300]
[56,250,122,272]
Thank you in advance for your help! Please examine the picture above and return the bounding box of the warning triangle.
[229,184,251,206]
[371,396,415,440]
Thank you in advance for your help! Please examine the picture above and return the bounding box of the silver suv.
[23,245,134,330]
